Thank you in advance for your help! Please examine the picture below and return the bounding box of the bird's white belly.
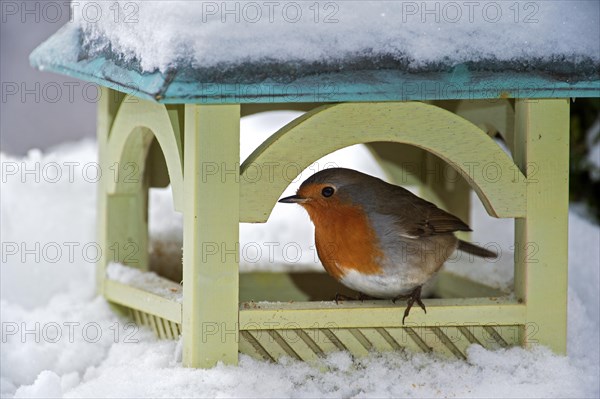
[339,269,425,298]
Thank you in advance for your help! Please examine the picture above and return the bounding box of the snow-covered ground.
[1,112,599,398]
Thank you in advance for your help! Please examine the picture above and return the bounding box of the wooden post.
[97,88,134,293]
[98,91,151,275]
[514,98,569,353]
[182,104,241,367]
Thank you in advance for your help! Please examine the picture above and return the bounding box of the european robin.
[279,168,496,324]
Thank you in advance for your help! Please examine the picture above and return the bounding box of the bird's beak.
[278,195,308,204]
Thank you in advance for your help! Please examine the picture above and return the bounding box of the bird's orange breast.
[303,199,384,280]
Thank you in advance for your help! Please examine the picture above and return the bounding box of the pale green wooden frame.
[107,98,185,211]
[97,89,569,367]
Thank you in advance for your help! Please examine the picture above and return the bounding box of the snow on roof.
[74,0,599,74]
[29,1,600,103]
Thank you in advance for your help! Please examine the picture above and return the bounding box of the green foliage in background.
[570,98,600,223]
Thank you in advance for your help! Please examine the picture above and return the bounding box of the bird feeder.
[30,23,599,368]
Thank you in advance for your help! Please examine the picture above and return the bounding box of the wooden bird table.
[31,26,599,367]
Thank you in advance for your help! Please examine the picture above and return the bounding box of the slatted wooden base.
[108,268,520,362]
[121,304,519,362]
[129,308,181,340]
[239,324,518,361]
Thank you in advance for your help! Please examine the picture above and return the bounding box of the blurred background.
[1,3,96,153]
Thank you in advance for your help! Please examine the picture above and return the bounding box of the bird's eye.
[321,186,335,198]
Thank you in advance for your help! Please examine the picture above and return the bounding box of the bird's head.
[278,168,379,218]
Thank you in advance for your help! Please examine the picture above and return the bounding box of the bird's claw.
[394,286,426,325]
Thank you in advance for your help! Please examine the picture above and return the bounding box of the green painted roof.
[30,25,600,104]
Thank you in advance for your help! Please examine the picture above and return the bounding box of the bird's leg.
[334,293,355,304]
[334,292,375,304]
[393,286,426,324]
[357,292,376,302]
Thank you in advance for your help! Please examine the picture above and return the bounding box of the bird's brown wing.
[377,184,471,238]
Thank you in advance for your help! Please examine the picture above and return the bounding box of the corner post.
[514,98,569,353]
[96,87,125,295]
[182,104,241,367]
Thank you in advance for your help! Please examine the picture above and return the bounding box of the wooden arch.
[240,102,526,222]
[106,97,185,211]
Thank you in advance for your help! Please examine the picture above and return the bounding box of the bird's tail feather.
[457,240,497,259]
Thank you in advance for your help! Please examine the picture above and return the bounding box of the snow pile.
[0,140,98,308]
[10,344,597,398]
[1,296,120,397]
[2,112,599,397]
[70,1,600,73]
[4,301,599,398]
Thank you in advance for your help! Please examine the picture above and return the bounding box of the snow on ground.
[69,1,599,73]
[1,112,599,398]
